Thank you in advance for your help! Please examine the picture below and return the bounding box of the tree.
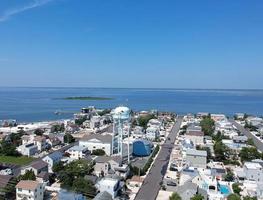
[52,161,65,173]
[0,140,20,156]
[137,114,156,129]
[92,149,105,156]
[239,147,261,162]
[72,177,97,198]
[247,138,255,146]
[232,183,241,195]
[51,124,65,133]
[190,194,204,200]
[200,117,215,136]
[169,192,182,200]
[227,194,241,200]
[214,140,229,161]
[224,168,235,182]
[20,170,36,181]
[34,128,44,136]
[64,134,75,144]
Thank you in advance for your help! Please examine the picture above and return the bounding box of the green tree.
[34,128,44,136]
[64,134,75,144]
[92,149,105,156]
[224,168,235,182]
[227,194,241,200]
[0,140,20,156]
[247,138,255,146]
[137,114,156,129]
[20,170,36,181]
[169,192,182,200]
[200,117,215,136]
[52,161,65,173]
[232,183,241,195]
[190,194,204,200]
[239,147,261,162]
[72,177,97,198]
[214,141,229,161]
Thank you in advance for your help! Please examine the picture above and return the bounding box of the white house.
[33,136,46,152]
[42,152,63,173]
[21,160,49,176]
[146,127,160,141]
[186,149,207,169]
[16,180,44,200]
[244,162,263,182]
[185,131,204,146]
[79,134,112,156]
[17,143,38,157]
[96,177,121,199]
[66,145,90,160]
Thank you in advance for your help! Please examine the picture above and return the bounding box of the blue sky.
[0,0,262,89]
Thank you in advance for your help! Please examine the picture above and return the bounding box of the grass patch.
[0,156,35,166]
[59,96,114,101]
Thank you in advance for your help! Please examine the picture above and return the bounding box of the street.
[134,116,183,200]
[230,119,263,152]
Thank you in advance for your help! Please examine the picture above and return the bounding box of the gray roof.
[233,135,248,142]
[47,151,63,161]
[81,134,112,143]
[94,191,113,200]
[31,160,48,170]
[0,175,12,188]
[186,149,207,157]
[175,182,198,200]
[95,156,122,164]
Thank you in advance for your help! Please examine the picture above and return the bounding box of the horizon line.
[0,86,263,91]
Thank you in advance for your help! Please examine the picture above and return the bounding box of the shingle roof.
[186,149,207,157]
[31,160,48,170]
[186,131,204,136]
[0,175,12,188]
[46,151,63,161]
[81,134,112,143]
[94,191,113,200]
[16,180,40,190]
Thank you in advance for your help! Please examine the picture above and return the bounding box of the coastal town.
[0,106,263,200]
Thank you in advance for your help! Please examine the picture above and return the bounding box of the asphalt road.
[134,116,183,200]
[230,119,263,152]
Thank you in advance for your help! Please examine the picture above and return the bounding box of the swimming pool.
[219,184,231,195]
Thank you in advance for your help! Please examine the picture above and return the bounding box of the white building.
[79,134,112,156]
[185,131,204,146]
[146,127,160,141]
[42,152,63,173]
[244,162,263,182]
[96,177,121,199]
[33,136,46,152]
[90,116,102,130]
[16,180,44,200]
[17,143,38,157]
[66,145,90,160]
[186,149,207,168]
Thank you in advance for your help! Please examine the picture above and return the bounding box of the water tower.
[112,106,131,160]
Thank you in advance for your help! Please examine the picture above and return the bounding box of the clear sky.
[0,0,262,89]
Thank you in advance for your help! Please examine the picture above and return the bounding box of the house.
[66,145,90,160]
[0,175,13,197]
[244,162,263,182]
[79,134,112,156]
[21,160,48,176]
[94,156,128,178]
[186,149,207,168]
[18,143,38,157]
[146,127,160,141]
[211,114,227,122]
[174,182,199,200]
[233,135,248,143]
[96,176,121,199]
[90,116,102,130]
[247,117,263,127]
[16,180,44,200]
[58,189,86,200]
[21,135,34,145]
[36,171,49,186]
[34,136,46,151]
[185,131,204,146]
[42,151,63,173]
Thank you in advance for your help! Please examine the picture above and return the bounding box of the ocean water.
[0,87,263,122]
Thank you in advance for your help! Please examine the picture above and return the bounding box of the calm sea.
[0,87,263,122]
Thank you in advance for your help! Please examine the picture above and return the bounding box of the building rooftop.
[16,180,40,190]
[186,131,204,137]
[46,151,63,160]
[244,162,262,170]
[68,145,88,152]
[94,191,113,200]
[81,134,112,144]
[186,149,207,157]
[0,175,12,188]
[31,160,48,170]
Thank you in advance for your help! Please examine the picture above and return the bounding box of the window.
[18,188,22,192]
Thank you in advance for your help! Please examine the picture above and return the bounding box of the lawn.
[0,156,35,166]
